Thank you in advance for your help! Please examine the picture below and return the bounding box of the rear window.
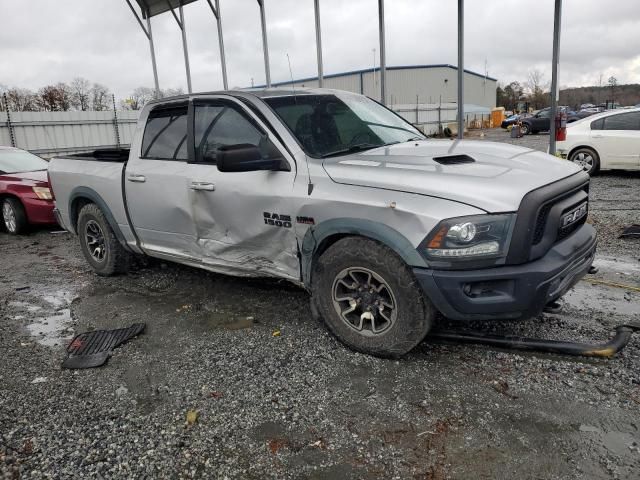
[141,105,188,160]
[592,112,640,131]
[0,149,48,174]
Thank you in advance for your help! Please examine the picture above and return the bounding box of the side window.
[538,109,550,119]
[591,118,604,130]
[194,103,282,164]
[603,112,640,131]
[141,106,188,160]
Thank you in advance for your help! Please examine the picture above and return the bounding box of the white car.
[556,108,640,175]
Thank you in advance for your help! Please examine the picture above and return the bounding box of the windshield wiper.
[405,136,424,142]
[321,143,382,158]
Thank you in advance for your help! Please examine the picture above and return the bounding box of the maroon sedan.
[0,146,57,234]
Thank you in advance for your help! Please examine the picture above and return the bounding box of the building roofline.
[254,64,497,88]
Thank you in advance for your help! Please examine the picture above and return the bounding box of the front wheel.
[311,237,434,358]
[520,123,531,135]
[77,203,131,276]
[569,147,600,175]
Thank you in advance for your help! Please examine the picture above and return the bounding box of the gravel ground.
[1,130,639,479]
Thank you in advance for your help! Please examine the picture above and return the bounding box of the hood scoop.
[432,154,475,165]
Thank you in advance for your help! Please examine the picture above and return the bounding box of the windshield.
[0,149,48,174]
[264,93,425,157]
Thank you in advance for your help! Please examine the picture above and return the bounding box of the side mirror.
[217,143,283,172]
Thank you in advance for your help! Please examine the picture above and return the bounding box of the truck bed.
[48,148,135,244]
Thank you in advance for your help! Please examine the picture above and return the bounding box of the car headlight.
[32,186,53,200]
[422,214,516,266]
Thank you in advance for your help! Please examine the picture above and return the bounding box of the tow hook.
[430,324,640,359]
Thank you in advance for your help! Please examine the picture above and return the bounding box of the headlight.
[32,186,53,200]
[422,214,516,265]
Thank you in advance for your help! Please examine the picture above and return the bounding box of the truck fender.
[68,187,130,250]
[300,217,428,287]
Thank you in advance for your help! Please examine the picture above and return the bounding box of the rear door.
[184,96,300,280]
[125,103,199,259]
[590,111,640,169]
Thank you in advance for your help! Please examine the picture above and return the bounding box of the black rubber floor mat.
[62,323,146,369]
[620,224,640,238]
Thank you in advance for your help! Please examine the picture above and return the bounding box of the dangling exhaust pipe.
[430,324,640,359]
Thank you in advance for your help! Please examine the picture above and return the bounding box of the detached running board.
[430,324,640,358]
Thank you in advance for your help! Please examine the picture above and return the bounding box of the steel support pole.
[215,0,228,90]
[257,0,271,88]
[457,0,464,139]
[314,0,323,87]
[378,0,386,105]
[146,14,161,98]
[549,0,562,155]
[178,2,193,93]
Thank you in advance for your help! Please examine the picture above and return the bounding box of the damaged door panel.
[185,98,300,280]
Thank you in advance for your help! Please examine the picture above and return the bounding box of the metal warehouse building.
[262,64,497,134]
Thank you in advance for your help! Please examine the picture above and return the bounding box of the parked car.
[556,108,640,175]
[500,114,521,129]
[520,107,580,135]
[0,146,56,234]
[48,89,595,357]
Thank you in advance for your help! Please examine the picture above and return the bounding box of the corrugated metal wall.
[1,110,140,158]
[277,66,497,109]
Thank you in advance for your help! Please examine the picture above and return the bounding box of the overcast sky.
[1,0,639,99]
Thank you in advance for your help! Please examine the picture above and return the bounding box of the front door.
[185,97,300,280]
[590,111,640,169]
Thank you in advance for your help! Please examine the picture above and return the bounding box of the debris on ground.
[61,323,146,369]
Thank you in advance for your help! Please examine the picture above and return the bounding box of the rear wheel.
[1,197,28,235]
[569,147,600,175]
[311,237,434,358]
[77,203,131,276]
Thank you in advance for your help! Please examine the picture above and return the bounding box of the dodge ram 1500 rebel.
[48,89,596,357]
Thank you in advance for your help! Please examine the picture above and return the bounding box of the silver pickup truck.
[48,89,596,357]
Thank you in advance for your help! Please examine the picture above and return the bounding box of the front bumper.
[414,224,597,321]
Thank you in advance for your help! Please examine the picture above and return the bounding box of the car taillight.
[32,186,53,200]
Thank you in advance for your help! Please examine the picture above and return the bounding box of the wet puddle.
[564,285,640,315]
[564,255,640,315]
[12,288,77,347]
[26,308,74,347]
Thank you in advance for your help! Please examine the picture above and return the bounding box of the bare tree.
[91,83,111,111]
[6,88,39,111]
[70,77,91,111]
[160,87,184,98]
[56,82,73,111]
[122,86,156,110]
[38,85,61,111]
[525,69,550,109]
[122,86,185,110]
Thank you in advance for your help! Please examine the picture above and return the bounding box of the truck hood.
[322,140,582,212]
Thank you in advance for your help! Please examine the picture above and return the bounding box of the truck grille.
[506,173,591,265]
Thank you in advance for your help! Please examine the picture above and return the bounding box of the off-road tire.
[77,203,131,276]
[569,147,600,176]
[1,197,29,235]
[311,237,434,358]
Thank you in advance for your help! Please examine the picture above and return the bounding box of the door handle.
[592,134,603,138]
[189,182,215,191]
[127,174,146,183]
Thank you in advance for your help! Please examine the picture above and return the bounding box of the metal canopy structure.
[125,0,564,152]
[135,0,198,19]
